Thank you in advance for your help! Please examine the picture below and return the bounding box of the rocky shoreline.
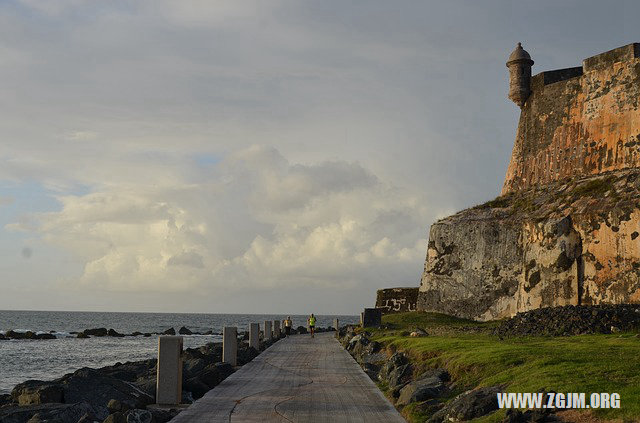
[337,326,560,423]
[0,325,334,423]
[0,326,218,341]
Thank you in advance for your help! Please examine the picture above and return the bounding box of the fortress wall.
[502,44,640,194]
[375,287,418,314]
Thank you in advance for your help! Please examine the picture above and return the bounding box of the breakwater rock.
[494,304,640,338]
[0,334,281,423]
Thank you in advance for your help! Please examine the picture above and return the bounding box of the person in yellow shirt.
[284,316,293,336]
[308,314,316,338]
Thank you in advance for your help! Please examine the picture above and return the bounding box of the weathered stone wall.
[502,43,640,194]
[375,288,418,314]
[419,171,640,321]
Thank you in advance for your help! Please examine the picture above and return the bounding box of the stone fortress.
[378,43,640,320]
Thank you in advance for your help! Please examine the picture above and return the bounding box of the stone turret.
[506,42,534,108]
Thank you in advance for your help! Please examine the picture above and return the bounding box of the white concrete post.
[273,320,281,338]
[156,336,183,405]
[264,321,272,341]
[249,323,260,350]
[223,326,238,366]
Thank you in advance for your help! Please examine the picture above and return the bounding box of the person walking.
[284,316,293,336]
[308,313,316,338]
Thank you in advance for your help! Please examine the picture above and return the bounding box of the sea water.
[0,310,358,393]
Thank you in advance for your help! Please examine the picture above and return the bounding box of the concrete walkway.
[170,332,406,422]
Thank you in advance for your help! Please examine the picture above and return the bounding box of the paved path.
[170,332,405,423]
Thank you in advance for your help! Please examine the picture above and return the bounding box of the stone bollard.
[156,336,183,405]
[249,323,260,350]
[273,320,281,338]
[223,327,238,366]
[264,321,272,342]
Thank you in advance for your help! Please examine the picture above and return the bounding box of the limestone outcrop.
[419,170,640,320]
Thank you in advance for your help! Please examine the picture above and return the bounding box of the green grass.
[369,312,640,422]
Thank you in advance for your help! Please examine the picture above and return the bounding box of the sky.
[1,1,638,314]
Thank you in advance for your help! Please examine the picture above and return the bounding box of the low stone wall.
[375,287,418,314]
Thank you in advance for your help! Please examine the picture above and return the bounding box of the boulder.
[0,402,98,423]
[77,413,102,423]
[237,347,259,365]
[178,327,192,335]
[11,381,64,405]
[103,412,126,423]
[378,352,411,389]
[5,330,35,340]
[106,399,130,414]
[123,409,152,423]
[396,369,449,406]
[58,368,154,419]
[107,329,124,338]
[147,407,182,423]
[162,328,175,335]
[296,326,307,334]
[429,385,501,422]
[1,393,13,407]
[77,333,90,339]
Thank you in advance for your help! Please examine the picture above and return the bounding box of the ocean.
[0,310,359,394]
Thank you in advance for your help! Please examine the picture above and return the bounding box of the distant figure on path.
[284,316,293,336]
[308,313,316,338]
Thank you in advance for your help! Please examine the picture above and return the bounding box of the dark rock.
[1,393,13,407]
[84,328,108,337]
[58,368,154,419]
[396,369,449,406]
[76,412,102,423]
[238,347,259,365]
[361,363,381,381]
[11,381,64,405]
[429,386,501,422]
[107,329,125,338]
[183,361,234,399]
[162,328,175,335]
[0,402,98,423]
[77,332,90,339]
[494,304,640,338]
[503,407,559,423]
[0,334,7,340]
[103,412,126,423]
[147,407,181,423]
[130,332,143,337]
[5,330,36,340]
[178,326,192,335]
[296,326,307,334]
[123,409,152,423]
[106,399,131,414]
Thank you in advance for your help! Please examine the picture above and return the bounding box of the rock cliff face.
[419,170,640,320]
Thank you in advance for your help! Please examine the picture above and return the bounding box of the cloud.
[21,247,33,258]
[22,146,429,295]
[0,196,14,206]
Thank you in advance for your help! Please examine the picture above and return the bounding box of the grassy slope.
[365,312,640,422]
